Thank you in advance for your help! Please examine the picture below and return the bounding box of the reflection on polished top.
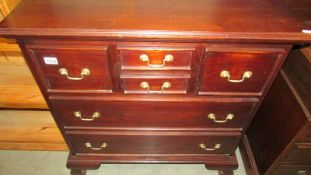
[0,0,310,42]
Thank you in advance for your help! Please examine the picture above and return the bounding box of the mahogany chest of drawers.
[0,0,310,175]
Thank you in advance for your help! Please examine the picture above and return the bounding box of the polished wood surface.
[0,0,310,42]
[199,45,288,96]
[28,45,113,93]
[68,131,240,155]
[122,77,189,94]
[50,99,257,130]
[0,1,309,175]
[118,46,194,70]
[283,0,311,26]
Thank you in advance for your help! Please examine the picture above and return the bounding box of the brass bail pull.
[74,111,101,121]
[58,68,90,80]
[220,70,252,83]
[140,81,171,94]
[139,54,174,68]
[84,142,108,151]
[199,143,221,151]
[207,113,234,123]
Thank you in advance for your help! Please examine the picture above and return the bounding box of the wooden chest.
[0,0,310,175]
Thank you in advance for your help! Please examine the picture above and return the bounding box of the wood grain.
[0,110,66,150]
[0,0,310,42]
[0,55,47,108]
[50,99,257,130]
[1,0,308,174]
[68,132,240,155]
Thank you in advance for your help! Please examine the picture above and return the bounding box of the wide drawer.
[50,99,257,130]
[27,45,113,93]
[198,46,286,96]
[67,131,240,155]
[118,46,195,70]
[283,143,311,162]
[271,164,311,175]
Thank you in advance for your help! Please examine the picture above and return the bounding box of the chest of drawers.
[0,0,310,175]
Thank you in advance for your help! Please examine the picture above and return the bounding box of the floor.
[0,149,246,175]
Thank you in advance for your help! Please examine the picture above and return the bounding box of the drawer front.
[27,45,113,93]
[118,46,194,70]
[271,164,311,175]
[199,47,286,96]
[283,144,311,162]
[122,78,189,94]
[50,99,257,130]
[68,132,240,155]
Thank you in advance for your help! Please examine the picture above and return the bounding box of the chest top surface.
[0,0,310,42]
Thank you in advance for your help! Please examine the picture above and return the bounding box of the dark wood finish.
[118,46,194,70]
[0,0,310,175]
[282,48,311,119]
[122,77,189,94]
[26,44,113,93]
[247,73,307,174]
[0,0,310,42]
[68,131,240,155]
[199,46,287,96]
[245,48,311,175]
[50,99,257,130]
[66,152,239,172]
[283,0,311,26]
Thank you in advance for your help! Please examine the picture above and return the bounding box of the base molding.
[67,153,239,175]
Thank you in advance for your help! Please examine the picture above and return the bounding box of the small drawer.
[118,46,194,70]
[27,45,113,93]
[198,46,286,96]
[122,78,189,94]
[50,99,257,130]
[283,143,311,162]
[271,164,311,175]
[67,132,240,155]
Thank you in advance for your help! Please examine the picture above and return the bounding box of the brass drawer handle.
[220,70,252,83]
[74,111,101,121]
[207,113,234,123]
[58,68,90,80]
[139,54,174,68]
[199,143,221,151]
[85,142,108,151]
[140,81,171,94]
[297,170,308,175]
